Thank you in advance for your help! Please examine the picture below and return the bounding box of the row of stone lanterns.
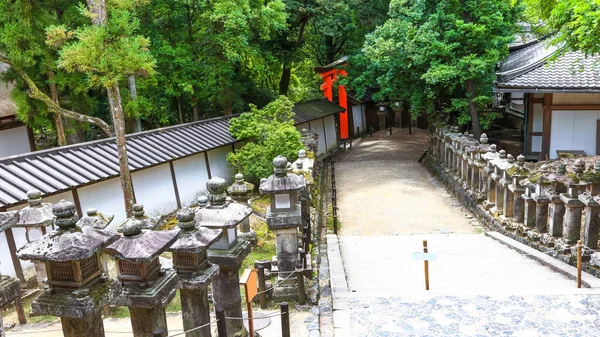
[431,125,600,263]
[1,144,319,337]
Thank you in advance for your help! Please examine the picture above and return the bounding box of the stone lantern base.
[177,264,219,337]
[31,278,121,337]
[112,270,178,337]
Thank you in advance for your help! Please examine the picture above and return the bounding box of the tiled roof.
[0,99,342,208]
[496,38,600,92]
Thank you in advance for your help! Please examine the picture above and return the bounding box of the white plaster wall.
[352,105,365,135]
[77,178,127,229]
[310,119,326,155]
[553,93,600,105]
[295,123,309,134]
[173,153,210,207]
[208,145,234,183]
[0,126,31,158]
[131,163,178,219]
[324,115,338,151]
[550,110,600,159]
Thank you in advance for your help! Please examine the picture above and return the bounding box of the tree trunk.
[192,98,199,121]
[279,64,292,96]
[176,96,183,124]
[87,0,134,216]
[125,75,142,133]
[48,71,66,146]
[107,85,135,216]
[223,87,232,116]
[465,79,482,138]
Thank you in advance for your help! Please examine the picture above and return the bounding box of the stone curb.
[485,231,600,288]
[325,234,350,337]
[420,152,600,282]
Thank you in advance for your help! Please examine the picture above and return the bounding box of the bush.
[227,96,304,184]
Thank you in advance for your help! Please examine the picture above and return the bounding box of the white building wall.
[0,126,30,158]
[550,110,600,159]
[324,115,338,151]
[295,123,309,134]
[77,178,127,229]
[208,146,233,183]
[173,153,210,207]
[352,105,365,135]
[310,119,326,155]
[131,163,178,220]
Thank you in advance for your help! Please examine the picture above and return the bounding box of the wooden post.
[577,240,583,288]
[297,270,306,305]
[389,126,392,135]
[280,302,290,337]
[257,265,267,309]
[423,240,430,291]
[14,294,27,325]
[216,308,227,337]
[5,228,25,282]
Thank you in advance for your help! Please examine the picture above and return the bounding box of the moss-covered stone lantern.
[104,220,180,337]
[16,200,121,337]
[14,190,56,289]
[119,203,156,231]
[260,156,306,300]
[77,208,114,229]
[197,177,252,337]
[167,208,222,337]
[227,173,255,243]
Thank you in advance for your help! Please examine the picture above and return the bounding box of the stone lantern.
[482,144,499,209]
[489,150,508,215]
[119,203,156,230]
[508,155,528,228]
[16,200,121,337]
[557,159,587,246]
[104,220,180,337]
[196,177,252,337]
[0,212,26,329]
[227,173,255,243]
[260,156,306,300]
[77,208,114,229]
[291,150,315,251]
[300,129,318,155]
[14,190,56,289]
[167,208,222,337]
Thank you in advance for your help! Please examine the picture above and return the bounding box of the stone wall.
[421,126,600,279]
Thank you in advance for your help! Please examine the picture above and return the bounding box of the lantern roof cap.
[104,226,180,263]
[17,200,118,262]
[14,189,55,228]
[77,208,114,229]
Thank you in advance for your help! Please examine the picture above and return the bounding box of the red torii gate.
[315,57,349,140]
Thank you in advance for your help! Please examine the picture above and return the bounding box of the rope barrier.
[167,319,218,337]
[224,311,287,320]
[254,267,309,296]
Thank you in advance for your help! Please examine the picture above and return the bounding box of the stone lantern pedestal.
[105,221,180,337]
[227,173,255,244]
[260,156,306,301]
[168,208,222,337]
[17,200,121,337]
[198,177,252,337]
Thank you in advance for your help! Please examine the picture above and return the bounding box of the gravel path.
[331,128,600,337]
[336,129,474,236]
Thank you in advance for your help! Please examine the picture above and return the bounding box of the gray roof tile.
[0,99,342,208]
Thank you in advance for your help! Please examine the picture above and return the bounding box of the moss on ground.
[241,217,276,272]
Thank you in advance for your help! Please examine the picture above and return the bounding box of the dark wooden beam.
[169,161,181,209]
[322,118,328,152]
[26,126,36,152]
[541,93,553,161]
[5,228,25,282]
[72,188,83,217]
[545,104,600,110]
[204,152,212,179]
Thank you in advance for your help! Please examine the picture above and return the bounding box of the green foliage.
[227,96,304,183]
[48,1,156,89]
[525,0,600,56]
[351,0,522,131]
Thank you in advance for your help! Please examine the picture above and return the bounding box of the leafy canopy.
[46,0,156,89]
[228,96,304,183]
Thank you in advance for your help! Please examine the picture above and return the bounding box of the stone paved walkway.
[332,129,600,337]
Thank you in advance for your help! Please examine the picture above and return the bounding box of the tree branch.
[0,55,114,137]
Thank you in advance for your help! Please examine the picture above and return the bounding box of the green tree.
[227,96,304,183]
[46,0,156,215]
[352,0,521,136]
[0,0,113,145]
[525,0,600,56]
